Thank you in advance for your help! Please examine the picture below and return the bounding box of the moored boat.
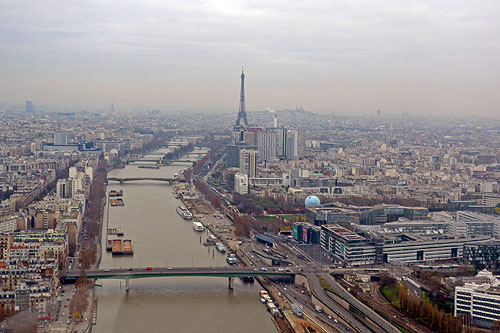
[176,206,193,220]
[226,254,239,265]
[216,242,226,253]
[192,221,205,232]
[112,239,123,255]
[122,239,134,255]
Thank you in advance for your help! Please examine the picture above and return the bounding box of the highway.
[321,274,400,333]
[305,273,373,333]
[239,238,396,332]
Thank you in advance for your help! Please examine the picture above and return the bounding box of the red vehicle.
[146,266,152,270]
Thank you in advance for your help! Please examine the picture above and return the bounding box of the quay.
[91,296,98,325]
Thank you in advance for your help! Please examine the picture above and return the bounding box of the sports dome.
[305,196,321,208]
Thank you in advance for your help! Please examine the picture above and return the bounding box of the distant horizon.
[1,1,499,118]
[2,102,500,122]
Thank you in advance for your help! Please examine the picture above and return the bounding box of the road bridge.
[62,266,297,291]
[146,152,169,156]
[129,159,162,163]
[127,159,195,165]
[107,177,178,184]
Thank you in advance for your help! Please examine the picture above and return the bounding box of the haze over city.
[1,0,500,116]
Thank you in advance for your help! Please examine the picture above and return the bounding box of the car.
[254,268,259,271]
[146,266,152,270]
[283,287,287,291]
[167,267,173,270]
[301,290,304,294]
[261,268,267,271]
[104,269,110,272]
[128,268,133,271]
[277,292,282,297]
[334,319,338,323]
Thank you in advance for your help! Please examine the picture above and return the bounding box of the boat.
[203,233,217,246]
[107,227,124,236]
[216,242,226,253]
[174,194,181,199]
[260,298,266,304]
[112,239,123,255]
[176,206,193,220]
[226,254,239,265]
[106,239,112,251]
[122,239,134,255]
[192,221,205,232]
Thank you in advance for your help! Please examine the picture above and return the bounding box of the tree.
[380,274,396,287]
[79,247,97,270]
[0,306,6,321]
[491,320,500,332]
[69,285,89,320]
[233,214,251,237]
[4,311,38,332]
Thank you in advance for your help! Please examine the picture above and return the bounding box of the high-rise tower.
[236,69,248,126]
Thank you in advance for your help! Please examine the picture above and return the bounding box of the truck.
[291,303,303,317]
[315,305,323,313]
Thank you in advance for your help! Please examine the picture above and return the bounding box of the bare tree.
[4,311,38,332]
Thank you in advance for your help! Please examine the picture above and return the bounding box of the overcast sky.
[1,0,499,116]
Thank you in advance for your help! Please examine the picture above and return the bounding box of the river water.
[94,148,275,332]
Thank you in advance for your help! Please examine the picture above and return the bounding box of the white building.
[70,172,85,196]
[53,133,68,146]
[286,128,305,160]
[455,270,500,328]
[85,165,94,180]
[239,149,258,178]
[56,179,71,199]
[234,173,249,194]
[68,166,77,178]
[258,129,278,162]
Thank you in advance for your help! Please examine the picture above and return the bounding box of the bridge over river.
[107,177,181,184]
[62,266,299,290]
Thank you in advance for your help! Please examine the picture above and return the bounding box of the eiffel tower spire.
[236,69,248,126]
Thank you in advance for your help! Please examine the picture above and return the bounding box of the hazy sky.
[1,1,499,116]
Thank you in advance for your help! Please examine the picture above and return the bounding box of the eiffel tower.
[235,69,248,126]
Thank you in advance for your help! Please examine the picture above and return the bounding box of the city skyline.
[1,1,500,117]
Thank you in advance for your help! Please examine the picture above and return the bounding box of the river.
[94,148,275,332]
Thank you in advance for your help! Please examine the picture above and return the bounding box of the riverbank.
[173,184,294,333]
[93,146,275,332]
